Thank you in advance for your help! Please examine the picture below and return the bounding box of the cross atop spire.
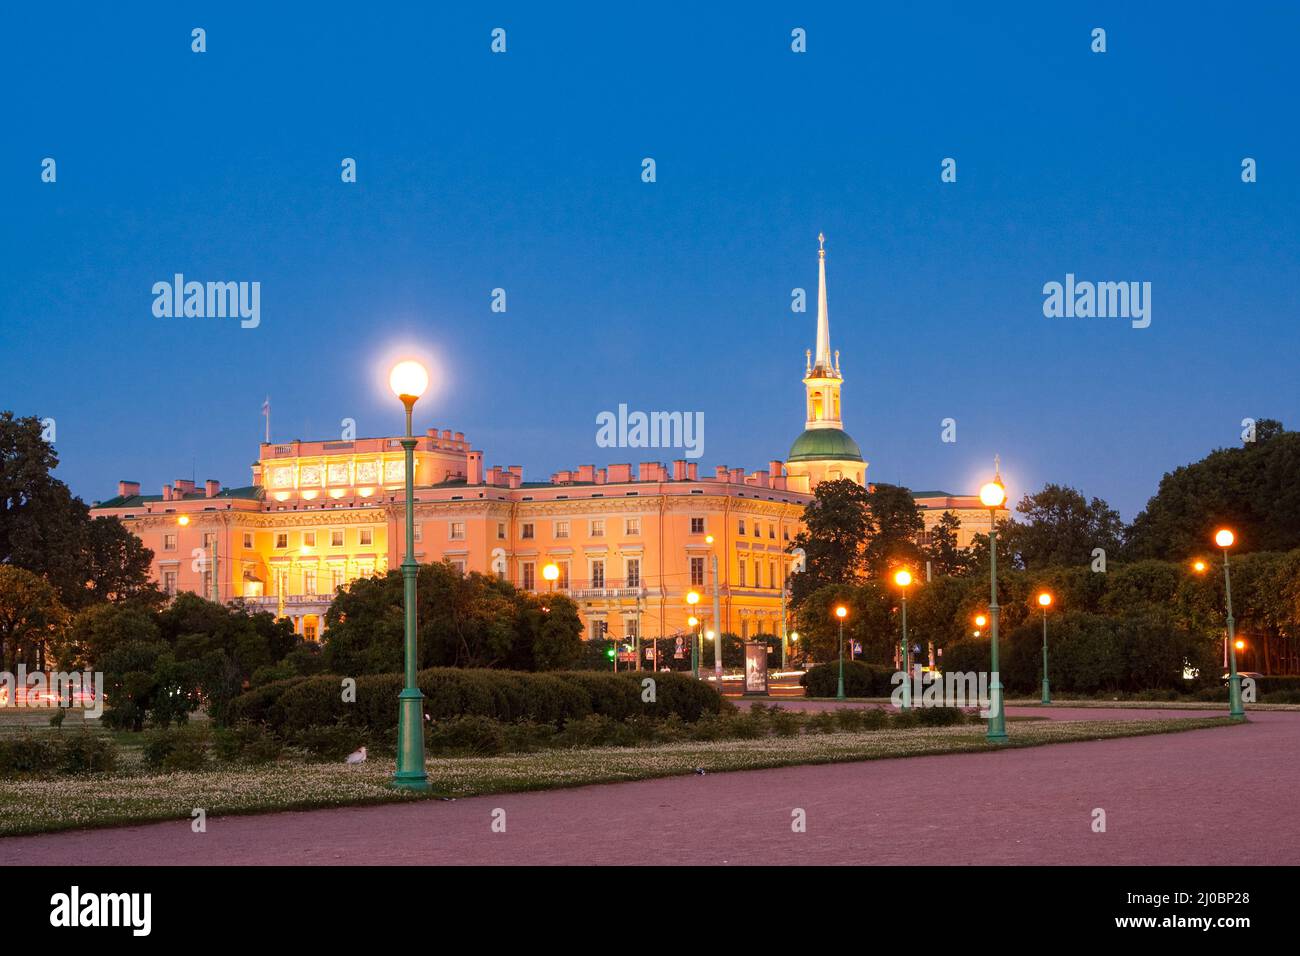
[818,231,825,258]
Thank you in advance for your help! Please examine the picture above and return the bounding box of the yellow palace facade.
[91,238,1000,643]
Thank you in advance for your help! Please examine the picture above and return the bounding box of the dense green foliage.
[801,660,898,697]
[322,562,583,673]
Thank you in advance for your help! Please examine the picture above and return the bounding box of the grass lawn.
[0,715,1239,837]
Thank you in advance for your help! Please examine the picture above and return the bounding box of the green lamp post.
[389,359,431,791]
[834,604,848,700]
[893,569,914,709]
[980,470,1008,742]
[1037,591,1053,705]
[1216,528,1246,719]
[686,590,701,680]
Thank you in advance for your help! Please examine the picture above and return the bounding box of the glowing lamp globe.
[177,515,190,526]
[790,631,799,643]
[389,360,429,400]
[893,569,913,588]
[686,591,700,606]
[1215,529,1235,549]
[1235,639,1245,651]
[1037,592,1052,607]
[1193,560,1206,573]
[975,614,987,628]
[688,616,699,628]
[979,480,1006,509]
[542,563,559,582]
[835,605,848,619]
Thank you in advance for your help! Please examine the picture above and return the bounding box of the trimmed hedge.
[800,661,898,698]
[0,732,117,776]
[226,667,723,734]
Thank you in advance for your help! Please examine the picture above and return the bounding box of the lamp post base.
[392,687,429,791]
[1228,674,1245,719]
[986,685,1008,742]
[1041,679,1051,706]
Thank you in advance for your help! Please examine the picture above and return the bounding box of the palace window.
[738,560,746,588]
[769,525,776,539]
[753,522,761,538]
[591,559,605,588]
[558,561,570,589]
[737,519,746,535]
[555,520,570,539]
[690,556,705,588]
[497,522,507,540]
[413,524,422,543]
[163,533,176,551]
[304,532,316,548]
[359,529,373,546]
[331,530,344,547]
[521,522,535,539]
[522,561,536,591]
[624,616,639,640]
[450,521,465,540]
[243,532,254,549]
[203,532,217,549]
[590,619,608,641]
[303,569,317,594]
[690,517,705,534]
[332,568,345,592]
[590,519,605,537]
[625,517,641,536]
[276,533,288,549]
[451,559,466,575]
[163,571,177,596]
[626,558,641,588]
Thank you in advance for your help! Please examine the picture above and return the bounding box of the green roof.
[94,485,264,509]
[787,428,864,463]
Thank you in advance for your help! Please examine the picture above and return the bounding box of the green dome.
[787,427,864,463]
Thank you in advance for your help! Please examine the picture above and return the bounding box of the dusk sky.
[3,3,1297,519]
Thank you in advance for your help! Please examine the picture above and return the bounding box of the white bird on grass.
[345,746,367,764]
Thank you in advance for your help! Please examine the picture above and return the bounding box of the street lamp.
[1215,528,1245,719]
[388,358,430,791]
[1192,559,1207,574]
[542,561,559,591]
[686,591,701,679]
[979,471,1008,742]
[1037,591,1053,705]
[834,604,848,700]
[705,535,723,680]
[893,569,914,709]
[789,630,799,666]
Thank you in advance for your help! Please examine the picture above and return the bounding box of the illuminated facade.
[91,237,1002,644]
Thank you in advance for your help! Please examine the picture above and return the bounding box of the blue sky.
[2,2,1297,519]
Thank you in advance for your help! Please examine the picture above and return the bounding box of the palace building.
[91,238,1000,643]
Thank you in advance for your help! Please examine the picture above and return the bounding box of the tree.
[862,483,925,578]
[0,565,68,672]
[1005,483,1126,570]
[923,511,973,576]
[1127,419,1300,559]
[789,479,872,606]
[0,411,155,611]
[322,562,584,673]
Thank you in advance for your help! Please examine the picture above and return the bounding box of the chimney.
[555,470,573,484]
[117,480,140,498]
[162,484,173,501]
[467,450,483,485]
[577,464,595,483]
[608,463,632,483]
[769,460,784,479]
[487,466,503,486]
[772,474,787,490]
[672,460,687,481]
[175,479,196,496]
[753,470,769,488]
[639,462,662,482]
[507,465,522,478]
[506,472,521,489]
[715,466,729,481]
[730,468,745,484]
[687,462,698,480]
[440,429,452,440]
[455,432,466,443]
[204,479,221,498]
[595,468,607,485]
